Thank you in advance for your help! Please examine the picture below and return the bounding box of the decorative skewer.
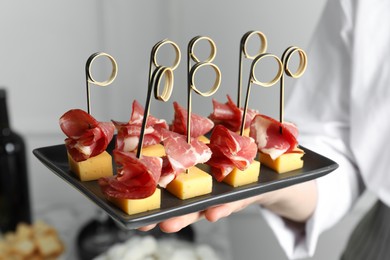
[240,53,283,136]
[136,39,181,158]
[85,52,118,115]
[279,46,307,129]
[237,31,267,108]
[187,36,221,145]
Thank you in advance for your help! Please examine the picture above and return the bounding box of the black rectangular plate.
[33,143,338,230]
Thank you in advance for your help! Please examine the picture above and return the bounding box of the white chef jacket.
[260,0,390,258]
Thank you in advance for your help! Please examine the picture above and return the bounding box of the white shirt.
[260,0,390,258]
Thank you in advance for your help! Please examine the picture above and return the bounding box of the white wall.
[2,1,372,259]
[1,0,327,133]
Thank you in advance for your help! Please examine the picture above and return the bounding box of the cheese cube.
[166,166,212,200]
[137,144,166,157]
[197,135,210,144]
[236,128,250,137]
[222,160,260,187]
[68,151,113,181]
[108,188,161,215]
[259,148,304,173]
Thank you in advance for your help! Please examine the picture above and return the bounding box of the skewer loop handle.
[282,46,307,78]
[85,52,118,115]
[250,53,283,87]
[241,30,268,59]
[86,52,118,87]
[188,36,217,63]
[151,39,181,71]
[152,66,174,102]
[189,62,221,97]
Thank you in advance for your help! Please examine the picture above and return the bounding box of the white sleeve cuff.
[260,208,312,259]
[259,136,362,259]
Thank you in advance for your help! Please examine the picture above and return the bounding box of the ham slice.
[209,95,258,132]
[98,150,162,199]
[250,114,301,160]
[59,109,115,162]
[206,125,258,182]
[170,102,214,137]
[113,100,168,152]
[158,129,212,187]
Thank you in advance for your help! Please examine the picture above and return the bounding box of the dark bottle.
[0,88,31,233]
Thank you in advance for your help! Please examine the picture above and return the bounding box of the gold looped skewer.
[189,62,221,97]
[152,66,174,102]
[240,53,283,136]
[279,46,307,126]
[187,36,221,144]
[85,52,118,115]
[237,30,268,107]
[137,40,181,158]
[188,36,217,63]
[250,54,283,87]
[151,39,181,71]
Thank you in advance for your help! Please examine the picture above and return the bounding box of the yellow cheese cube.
[68,151,113,181]
[166,166,212,200]
[235,128,250,137]
[222,160,261,187]
[108,188,161,215]
[137,144,166,157]
[259,148,304,173]
[197,135,210,144]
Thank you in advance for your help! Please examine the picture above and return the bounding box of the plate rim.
[33,144,338,229]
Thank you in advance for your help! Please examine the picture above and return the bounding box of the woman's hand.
[139,180,317,233]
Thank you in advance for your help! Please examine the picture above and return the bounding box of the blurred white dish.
[93,235,220,260]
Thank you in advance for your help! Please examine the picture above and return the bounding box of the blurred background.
[0,0,376,259]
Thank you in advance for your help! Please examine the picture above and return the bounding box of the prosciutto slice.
[206,125,258,181]
[170,102,214,137]
[250,114,301,160]
[209,95,258,132]
[113,100,168,152]
[158,129,212,187]
[59,109,115,162]
[98,150,162,199]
